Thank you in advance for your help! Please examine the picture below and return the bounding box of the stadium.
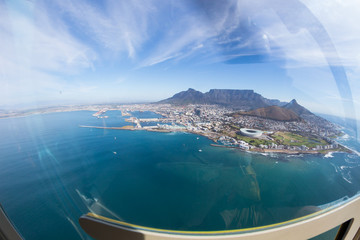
[240,128,263,138]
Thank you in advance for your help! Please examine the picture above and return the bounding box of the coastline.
[4,108,350,156]
[79,125,350,155]
[209,144,347,155]
[0,108,87,119]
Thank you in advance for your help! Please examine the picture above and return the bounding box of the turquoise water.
[0,111,359,239]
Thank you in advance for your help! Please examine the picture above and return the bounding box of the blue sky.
[0,0,360,119]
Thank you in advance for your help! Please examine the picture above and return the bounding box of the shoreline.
[79,125,350,155]
[1,109,353,156]
[210,144,351,155]
[0,108,89,119]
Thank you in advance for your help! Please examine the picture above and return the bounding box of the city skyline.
[1,0,360,119]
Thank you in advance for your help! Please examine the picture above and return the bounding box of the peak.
[290,99,298,104]
[208,89,253,92]
[187,88,197,92]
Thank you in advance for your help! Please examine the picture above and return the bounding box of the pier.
[79,125,134,130]
[121,111,131,116]
[92,109,107,117]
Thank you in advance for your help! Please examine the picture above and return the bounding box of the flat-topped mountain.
[236,105,302,122]
[158,88,287,110]
[157,88,334,124]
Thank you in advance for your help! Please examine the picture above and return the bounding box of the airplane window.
[0,0,359,239]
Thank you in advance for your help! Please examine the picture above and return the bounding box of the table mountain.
[158,88,287,110]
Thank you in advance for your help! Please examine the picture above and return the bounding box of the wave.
[342,172,353,184]
[286,154,304,158]
[165,132,183,136]
[331,163,354,184]
[324,152,334,158]
[352,149,360,156]
[341,133,350,140]
[345,154,360,164]
[330,163,339,173]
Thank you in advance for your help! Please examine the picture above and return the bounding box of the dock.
[121,111,131,116]
[92,109,107,117]
[79,125,134,130]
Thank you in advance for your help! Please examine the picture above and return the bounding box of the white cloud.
[137,0,358,68]
[0,1,96,107]
[54,0,156,59]
[1,2,96,72]
[1,0,359,111]
[303,0,360,67]
[138,1,249,67]
[139,22,211,67]
[137,0,359,70]
[249,0,360,68]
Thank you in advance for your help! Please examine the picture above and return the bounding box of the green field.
[235,131,329,148]
[236,135,273,147]
[271,132,328,148]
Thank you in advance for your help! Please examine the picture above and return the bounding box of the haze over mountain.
[282,99,333,126]
[158,88,287,110]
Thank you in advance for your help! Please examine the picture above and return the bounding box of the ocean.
[0,110,359,239]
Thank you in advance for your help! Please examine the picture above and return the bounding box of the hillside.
[283,99,313,116]
[157,88,333,124]
[236,105,302,121]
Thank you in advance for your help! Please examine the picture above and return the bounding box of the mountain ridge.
[158,88,287,110]
[156,88,332,123]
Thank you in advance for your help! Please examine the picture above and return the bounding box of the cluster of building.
[218,136,250,150]
[113,104,342,153]
[257,143,339,151]
[17,103,343,153]
[233,114,340,137]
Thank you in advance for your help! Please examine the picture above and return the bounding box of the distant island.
[1,88,352,155]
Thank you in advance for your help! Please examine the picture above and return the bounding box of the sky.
[0,0,360,120]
